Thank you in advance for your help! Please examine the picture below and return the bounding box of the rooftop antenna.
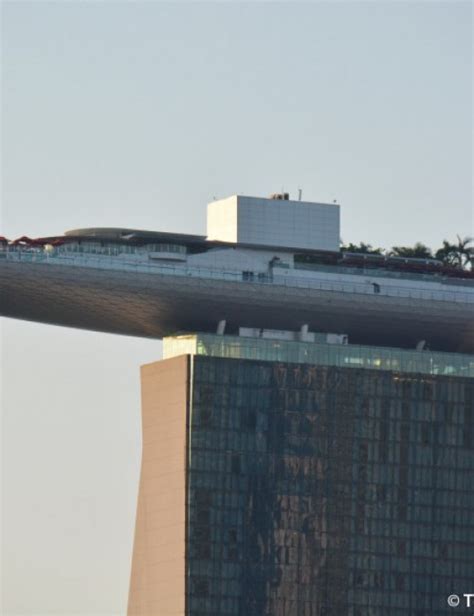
[298,188,302,201]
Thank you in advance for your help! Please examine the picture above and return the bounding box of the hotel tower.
[1,194,473,615]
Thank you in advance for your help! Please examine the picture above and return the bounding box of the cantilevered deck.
[1,245,473,352]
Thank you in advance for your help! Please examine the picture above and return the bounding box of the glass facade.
[164,334,474,379]
[185,355,474,615]
[54,241,187,256]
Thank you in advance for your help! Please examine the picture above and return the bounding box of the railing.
[294,260,474,287]
[4,249,474,305]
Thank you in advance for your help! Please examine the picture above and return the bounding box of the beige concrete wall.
[128,355,189,616]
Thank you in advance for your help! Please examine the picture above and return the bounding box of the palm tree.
[456,235,473,270]
[435,236,473,270]
[389,243,432,259]
[435,240,461,268]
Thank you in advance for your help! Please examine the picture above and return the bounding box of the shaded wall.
[128,356,189,616]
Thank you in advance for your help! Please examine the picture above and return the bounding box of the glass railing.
[163,334,474,378]
[4,249,473,304]
[294,261,474,287]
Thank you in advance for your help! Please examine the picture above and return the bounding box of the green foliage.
[340,237,473,270]
[435,236,473,270]
[341,242,383,255]
[389,243,432,259]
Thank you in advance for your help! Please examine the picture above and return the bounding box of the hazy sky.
[1,2,472,615]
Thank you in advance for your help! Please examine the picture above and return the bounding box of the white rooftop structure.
[207,194,340,252]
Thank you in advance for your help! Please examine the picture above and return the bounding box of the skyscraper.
[128,335,473,616]
[1,194,473,614]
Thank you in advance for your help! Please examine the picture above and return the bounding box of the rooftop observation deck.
[2,245,473,301]
[3,229,473,287]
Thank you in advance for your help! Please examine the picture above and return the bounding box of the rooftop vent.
[270,192,290,200]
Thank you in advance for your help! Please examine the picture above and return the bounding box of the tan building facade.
[128,356,189,616]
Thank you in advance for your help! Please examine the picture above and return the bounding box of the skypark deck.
[3,228,473,284]
[1,245,473,353]
[1,193,473,353]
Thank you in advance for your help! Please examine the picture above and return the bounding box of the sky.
[1,1,472,614]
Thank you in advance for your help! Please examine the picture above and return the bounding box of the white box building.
[207,195,340,252]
